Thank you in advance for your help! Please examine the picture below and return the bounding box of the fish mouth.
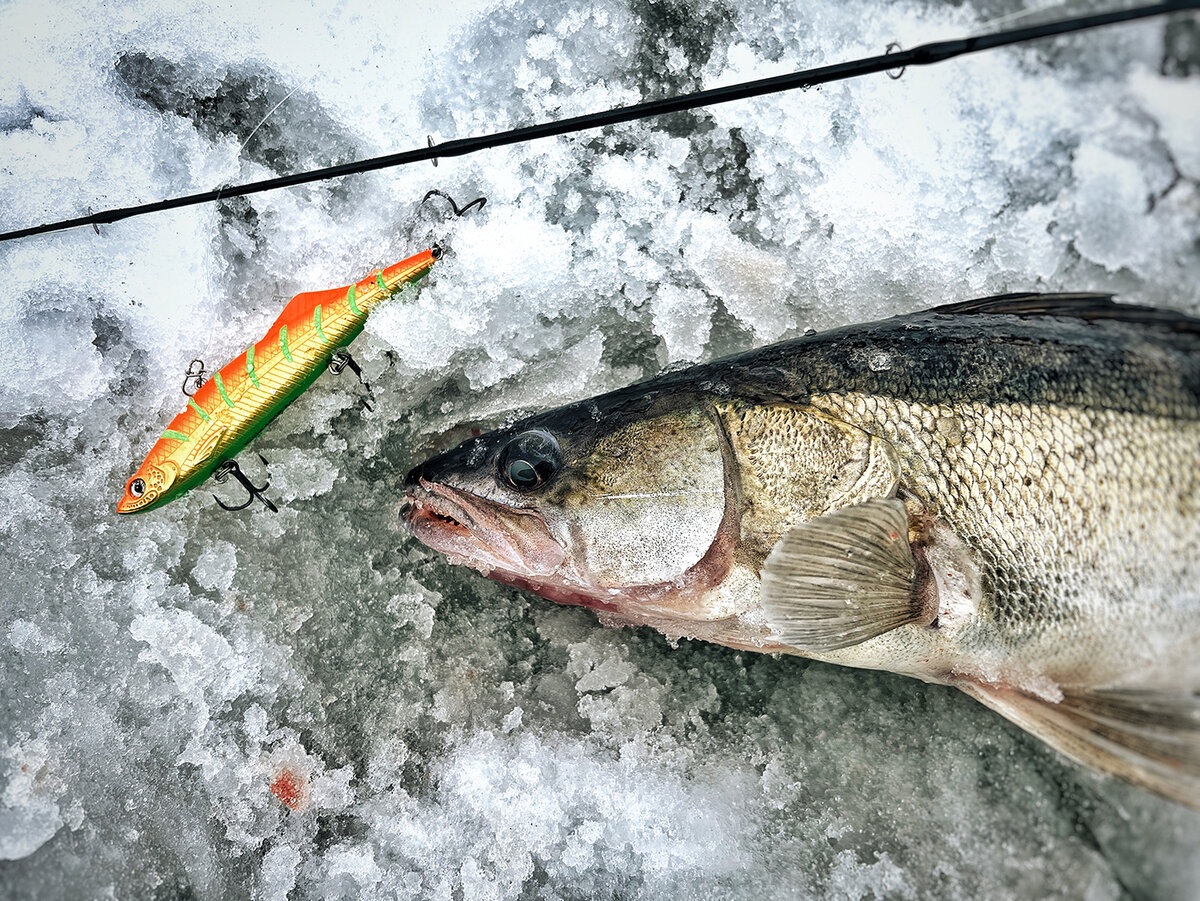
[402,479,566,578]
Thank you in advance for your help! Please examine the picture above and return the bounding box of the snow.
[1,0,1199,898]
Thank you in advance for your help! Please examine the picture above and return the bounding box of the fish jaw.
[402,479,567,579]
[402,482,620,612]
[403,472,752,626]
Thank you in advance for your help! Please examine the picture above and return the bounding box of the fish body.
[403,294,1200,807]
[118,247,439,513]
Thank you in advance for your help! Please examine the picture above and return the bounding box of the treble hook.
[212,454,278,512]
[328,350,374,412]
[421,189,488,218]
[182,359,208,396]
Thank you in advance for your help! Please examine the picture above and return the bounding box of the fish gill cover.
[0,0,1198,899]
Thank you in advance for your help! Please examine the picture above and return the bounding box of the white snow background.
[1,0,1199,898]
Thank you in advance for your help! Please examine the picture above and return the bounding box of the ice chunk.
[1131,69,1200,182]
[130,607,260,727]
[652,284,713,363]
[0,799,60,862]
[686,216,792,341]
[191,540,237,593]
[260,843,302,901]
[7,619,65,656]
[1070,144,1158,273]
[0,734,74,862]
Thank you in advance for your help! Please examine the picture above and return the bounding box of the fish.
[402,292,1200,808]
[117,246,440,514]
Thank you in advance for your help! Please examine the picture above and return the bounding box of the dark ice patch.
[0,88,59,134]
[1162,18,1200,78]
[150,876,197,901]
[83,299,148,398]
[112,347,149,399]
[213,194,267,276]
[91,311,127,356]
[113,52,359,174]
[628,0,735,95]
[1003,135,1075,210]
[625,0,762,218]
[706,294,757,360]
[0,415,48,468]
[313,812,369,852]
[675,120,761,219]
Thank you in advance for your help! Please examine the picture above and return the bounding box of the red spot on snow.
[270,768,307,811]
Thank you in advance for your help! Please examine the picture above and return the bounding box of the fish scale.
[806,392,1200,684]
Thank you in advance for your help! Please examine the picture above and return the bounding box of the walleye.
[402,293,1200,808]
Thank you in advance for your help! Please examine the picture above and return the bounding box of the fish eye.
[497,430,561,492]
[129,478,146,498]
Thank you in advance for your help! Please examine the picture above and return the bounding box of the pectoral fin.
[962,682,1200,810]
[760,498,932,652]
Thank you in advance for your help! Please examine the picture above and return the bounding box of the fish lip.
[402,479,565,577]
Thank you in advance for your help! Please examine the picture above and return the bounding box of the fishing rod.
[2,0,1196,244]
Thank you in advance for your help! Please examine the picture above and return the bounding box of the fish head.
[116,459,178,514]
[403,393,739,619]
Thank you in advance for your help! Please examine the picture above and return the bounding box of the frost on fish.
[1,0,1199,899]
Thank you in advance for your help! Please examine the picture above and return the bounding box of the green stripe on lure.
[117,246,440,514]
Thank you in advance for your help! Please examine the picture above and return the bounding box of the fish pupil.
[508,459,539,487]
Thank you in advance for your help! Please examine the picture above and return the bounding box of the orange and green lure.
[117,247,440,514]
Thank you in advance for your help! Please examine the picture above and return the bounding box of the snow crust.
[1,0,1198,898]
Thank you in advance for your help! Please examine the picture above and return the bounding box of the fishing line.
[976,0,1086,34]
[1,0,1195,244]
[236,83,300,159]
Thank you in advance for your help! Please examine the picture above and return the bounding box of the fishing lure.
[116,246,441,514]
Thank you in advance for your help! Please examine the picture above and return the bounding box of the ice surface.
[1,0,1199,898]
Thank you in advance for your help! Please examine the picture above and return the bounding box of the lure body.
[117,247,439,514]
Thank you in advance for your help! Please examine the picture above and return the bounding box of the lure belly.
[117,247,440,514]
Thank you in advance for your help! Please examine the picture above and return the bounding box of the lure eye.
[497,430,561,492]
[129,478,146,498]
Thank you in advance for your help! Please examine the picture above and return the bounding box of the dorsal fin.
[928,292,1200,336]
